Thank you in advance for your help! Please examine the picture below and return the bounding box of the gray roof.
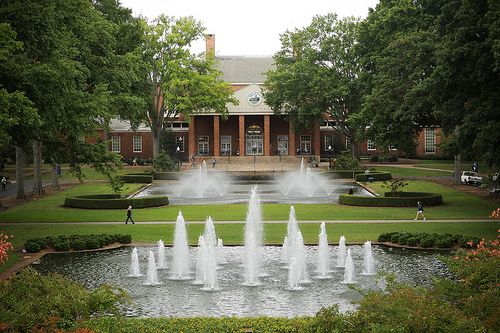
[216,56,275,84]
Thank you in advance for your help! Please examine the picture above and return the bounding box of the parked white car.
[461,171,483,186]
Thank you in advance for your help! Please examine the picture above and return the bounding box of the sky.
[120,0,379,56]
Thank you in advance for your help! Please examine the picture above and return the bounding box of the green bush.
[119,174,153,183]
[64,194,169,209]
[378,232,478,249]
[24,234,132,253]
[339,192,443,207]
[334,153,360,170]
[355,172,392,182]
[331,170,366,178]
[0,268,126,332]
[153,151,176,172]
[407,237,419,246]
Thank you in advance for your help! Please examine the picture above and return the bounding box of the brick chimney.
[205,33,215,57]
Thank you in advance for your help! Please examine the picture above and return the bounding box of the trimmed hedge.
[339,191,443,207]
[64,194,169,209]
[330,170,366,178]
[119,173,153,183]
[355,171,392,182]
[378,231,480,249]
[153,171,180,180]
[24,234,132,253]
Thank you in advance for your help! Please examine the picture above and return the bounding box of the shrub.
[24,234,132,253]
[153,150,176,172]
[407,237,419,246]
[0,232,13,263]
[355,172,392,182]
[382,179,408,194]
[334,153,359,170]
[0,268,126,332]
[119,174,153,183]
[370,155,380,162]
[64,195,168,209]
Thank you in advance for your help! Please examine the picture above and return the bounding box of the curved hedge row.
[355,171,392,182]
[64,194,169,209]
[378,231,480,249]
[24,234,132,253]
[330,170,366,178]
[153,172,180,180]
[119,173,153,183]
[339,191,443,207]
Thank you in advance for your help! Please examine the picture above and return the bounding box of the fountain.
[242,186,264,286]
[204,216,217,247]
[145,250,160,285]
[217,238,227,265]
[282,206,299,265]
[193,217,220,290]
[315,222,331,279]
[157,240,167,269]
[280,158,333,198]
[282,206,309,287]
[342,249,355,284]
[336,235,347,267]
[287,257,304,290]
[128,247,142,277]
[361,241,375,275]
[175,161,230,198]
[170,211,192,280]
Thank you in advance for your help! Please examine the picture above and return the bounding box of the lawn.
[372,166,452,177]
[0,180,496,222]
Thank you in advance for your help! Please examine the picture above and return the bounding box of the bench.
[490,188,500,196]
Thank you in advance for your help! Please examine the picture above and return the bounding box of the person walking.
[414,201,426,221]
[1,176,6,191]
[125,205,135,224]
[212,157,216,168]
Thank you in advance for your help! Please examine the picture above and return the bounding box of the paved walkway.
[0,219,492,225]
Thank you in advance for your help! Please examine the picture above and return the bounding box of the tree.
[142,15,237,158]
[427,0,500,169]
[353,0,439,156]
[264,14,363,157]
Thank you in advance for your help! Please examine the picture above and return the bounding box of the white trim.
[111,136,120,153]
[133,136,142,153]
[424,128,436,154]
[367,140,376,151]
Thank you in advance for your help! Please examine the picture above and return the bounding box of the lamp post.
[176,146,180,172]
[327,144,332,171]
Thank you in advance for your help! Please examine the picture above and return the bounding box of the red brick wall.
[195,116,214,155]
[108,131,153,159]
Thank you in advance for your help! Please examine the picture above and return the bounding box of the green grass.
[373,166,452,177]
[0,181,497,222]
[2,222,498,251]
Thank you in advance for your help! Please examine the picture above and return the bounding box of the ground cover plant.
[24,234,132,253]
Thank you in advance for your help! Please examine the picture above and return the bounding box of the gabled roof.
[216,56,275,84]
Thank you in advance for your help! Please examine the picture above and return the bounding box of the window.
[221,136,231,155]
[300,135,311,154]
[367,140,376,151]
[277,135,288,155]
[176,136,185,152]
[111,136,120,153]
[389,145,397,151]
[198,136,209,156]
[425,128,436,154]
[324,135,334,151]
[133,136,142,153]
[345,138,351,150]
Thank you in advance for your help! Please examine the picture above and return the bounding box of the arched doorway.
[246,125,263,155]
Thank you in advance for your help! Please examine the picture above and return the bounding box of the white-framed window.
[345,138,351,150]
[221,135,231,155]
[111,136,120,153]
[300,135,311,154]
[424,128,436,154]
[277,135,288,155]
[389,145,397,151]
[198,136,209,156]
[133,136,142,153]
[324,135,334,151]
[367,140,377,151]
[176,136,185,152]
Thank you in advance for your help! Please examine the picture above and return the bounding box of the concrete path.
[0,179,52,199]
[0,219,492,225]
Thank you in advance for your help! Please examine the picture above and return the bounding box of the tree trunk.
[32,140,44,195]
[15,146,25,199]
[152,130,160,159]
[454,154,462,184]
[52,164,60,190]
[350,140,357,159]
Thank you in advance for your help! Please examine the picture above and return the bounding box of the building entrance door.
[246,125,263,155]
[278,135,288,155]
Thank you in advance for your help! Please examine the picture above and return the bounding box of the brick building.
[104,34,442,162]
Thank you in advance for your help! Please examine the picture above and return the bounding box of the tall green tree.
[428,0,500,169]
[354,0,439,156]
[142,15,237,158]
[264,14,363,156]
